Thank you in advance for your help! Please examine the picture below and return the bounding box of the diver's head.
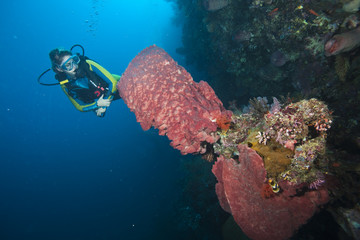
[49,48,80,77]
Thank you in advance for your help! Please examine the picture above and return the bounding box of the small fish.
[268,179,280,193]
[268,7,279,16]
[332,162,341,167]
[308,9,319,16]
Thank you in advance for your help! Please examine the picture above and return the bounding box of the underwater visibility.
[2,0,360,239]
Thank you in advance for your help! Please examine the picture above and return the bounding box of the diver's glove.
[97,94,111,107]
[95,107,107,117]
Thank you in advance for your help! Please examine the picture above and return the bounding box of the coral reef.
[122,0,360,236]
[118,45,337,238]
[215,97,332,186]
[211,97,335,239]
[170,0,346,102]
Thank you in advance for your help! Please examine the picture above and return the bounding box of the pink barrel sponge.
[212,144,329,240]
[117,45,231,154]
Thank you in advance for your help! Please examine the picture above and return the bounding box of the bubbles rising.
[86,0,104,36]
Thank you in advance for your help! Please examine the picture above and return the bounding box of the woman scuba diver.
[38,44,121,117]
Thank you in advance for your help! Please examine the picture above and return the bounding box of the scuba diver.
[38,44,121,117]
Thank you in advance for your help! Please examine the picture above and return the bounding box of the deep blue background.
[0,1,187,239]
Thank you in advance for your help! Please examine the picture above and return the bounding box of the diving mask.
[60,55,80,71]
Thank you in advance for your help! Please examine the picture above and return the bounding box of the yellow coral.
[246,130,293,179]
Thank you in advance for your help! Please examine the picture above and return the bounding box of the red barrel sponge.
[117,45,231,154]
[212,144,329,240]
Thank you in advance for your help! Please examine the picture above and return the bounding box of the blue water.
[0,1,186,239]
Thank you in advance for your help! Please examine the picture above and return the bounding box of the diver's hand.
[97,95,111,107]
[96,107,107,117]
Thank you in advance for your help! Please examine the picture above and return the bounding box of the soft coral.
[216,114,231,131]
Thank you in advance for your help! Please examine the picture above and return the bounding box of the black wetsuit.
[55,56,120,104]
